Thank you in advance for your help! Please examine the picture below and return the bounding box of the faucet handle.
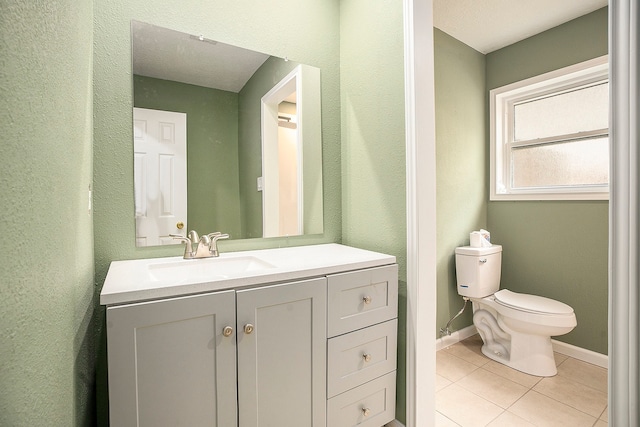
[207,232,230,257]
[169,233,188,242]
[211,233,230,242]
[170,234,195,258]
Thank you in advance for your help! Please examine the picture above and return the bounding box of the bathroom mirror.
[131,20,323,246]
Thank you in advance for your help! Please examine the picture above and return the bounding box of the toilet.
[455,244,577,376]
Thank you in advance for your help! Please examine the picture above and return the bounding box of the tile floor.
[436,334,608,427]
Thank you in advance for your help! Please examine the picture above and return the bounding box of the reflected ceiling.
[132,20,269,91]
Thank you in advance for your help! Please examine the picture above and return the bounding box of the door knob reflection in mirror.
[176,221,184,230]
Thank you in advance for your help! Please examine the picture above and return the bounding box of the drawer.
[327,319,397,398]
[327,265,398,337]
[327,371,396,427]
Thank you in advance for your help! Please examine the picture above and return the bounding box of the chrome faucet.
[170,230,230,259]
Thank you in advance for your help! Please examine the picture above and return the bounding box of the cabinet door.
[236,278,327,427]
[106,291,237,427]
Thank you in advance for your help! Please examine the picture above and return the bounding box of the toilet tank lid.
[494,289,574,315]
[455,245,502,256]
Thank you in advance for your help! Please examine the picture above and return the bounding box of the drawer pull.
[244,323,254,334]
[222,326,233,337]
[363,353,372,363]
[362,407,371,417]
[363,295,372,305]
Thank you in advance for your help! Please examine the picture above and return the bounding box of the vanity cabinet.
[106,278,326,427]
[102,244,398,427]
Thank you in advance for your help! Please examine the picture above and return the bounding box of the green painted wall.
[0,1,95,426]
[94,0,341,423]
[434,29,488,335]
[133,75,243,238]
[339,0,407,422]
[486,8,609,354]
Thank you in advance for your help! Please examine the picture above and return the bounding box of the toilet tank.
[455,245,502,298]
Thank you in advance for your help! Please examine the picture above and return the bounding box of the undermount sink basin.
[147,256,276,283]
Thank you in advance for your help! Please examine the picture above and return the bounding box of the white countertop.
[100,243,396,306]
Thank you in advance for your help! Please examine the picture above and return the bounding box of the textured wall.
[93,0,340,423]
[433,29,488,336]
[339,0,407,422]
[0,1,95,425]
[486,8,609,354]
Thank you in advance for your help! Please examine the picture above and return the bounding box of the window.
[490,56,609,200]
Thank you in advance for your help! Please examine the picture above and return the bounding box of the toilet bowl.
[455,245,577,377]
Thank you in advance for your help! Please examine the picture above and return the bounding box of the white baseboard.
[435,325,478,351]
[434,326,609,369]
[385,420,405,427]
[552,339,608,369]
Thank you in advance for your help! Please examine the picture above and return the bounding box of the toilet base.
[472,303,562,377]
[479,332,557,377]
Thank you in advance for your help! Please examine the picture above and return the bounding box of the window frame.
[490,55,609,201]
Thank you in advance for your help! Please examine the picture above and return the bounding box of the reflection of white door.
[261,67,304,238]
[278,118,300,236]
[133,107,187,246]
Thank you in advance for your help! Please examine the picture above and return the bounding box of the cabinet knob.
[244,323,254,334]
[222,326,233,337]
[362,407,371,417]
[363,295,372,305]
[363,353,372,363]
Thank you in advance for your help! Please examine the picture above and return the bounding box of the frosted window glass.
[512,137,609,189]
[514,83,609,141]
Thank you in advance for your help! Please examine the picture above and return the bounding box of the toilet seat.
[494,289,574,315]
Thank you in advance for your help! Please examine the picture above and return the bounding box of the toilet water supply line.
[439,297,469,337]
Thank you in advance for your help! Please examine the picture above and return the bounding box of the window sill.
[490,191,609,201]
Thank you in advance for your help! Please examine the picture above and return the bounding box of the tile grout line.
[438,337,609,426]
[533,373,608,418]
[436,410,463,427]
[596,404,608,421]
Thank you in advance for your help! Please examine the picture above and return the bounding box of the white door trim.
[403,0,436,426]
[609,0,639,424]
[261,66,303,238]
